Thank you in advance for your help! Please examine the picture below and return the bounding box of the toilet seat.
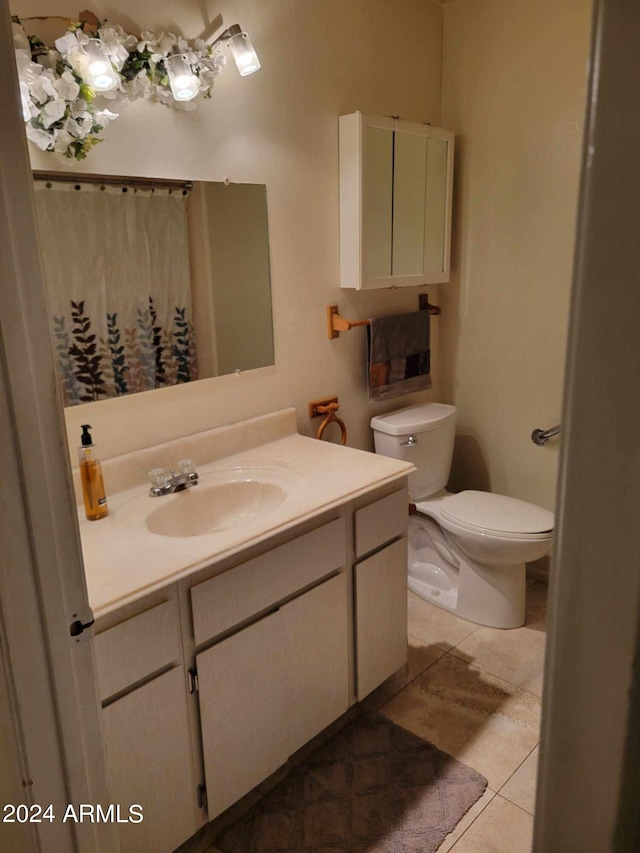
[439,490,554,541]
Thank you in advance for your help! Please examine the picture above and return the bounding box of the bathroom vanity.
[78,409,412,853]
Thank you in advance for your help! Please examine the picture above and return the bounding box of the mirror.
[32,174,274,406]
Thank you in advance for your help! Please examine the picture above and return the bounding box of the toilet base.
[409,515,526,629]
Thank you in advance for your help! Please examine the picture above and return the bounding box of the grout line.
[499,742,539,792]
[498,743,539,817]
[445,788,498,851]
[495,793,537,818]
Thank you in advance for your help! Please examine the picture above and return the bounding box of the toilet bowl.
[371,404,554,629]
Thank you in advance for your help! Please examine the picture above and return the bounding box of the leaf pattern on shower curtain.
[107,313,128,397]
[52,315,84,406]
[68,300,107,403]
[51,299,197,407]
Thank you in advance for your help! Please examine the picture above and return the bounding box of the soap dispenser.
[79,424,108,521]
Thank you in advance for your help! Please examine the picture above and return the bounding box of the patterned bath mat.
[216,711,487,853]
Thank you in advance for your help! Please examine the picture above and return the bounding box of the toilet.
[370,403,554,629]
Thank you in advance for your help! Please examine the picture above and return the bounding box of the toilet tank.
[370,403,456,501]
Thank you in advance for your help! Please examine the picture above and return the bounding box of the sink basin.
[144,468,295,538]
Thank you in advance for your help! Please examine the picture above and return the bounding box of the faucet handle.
[179,459,197,475]
[149,468,168,489]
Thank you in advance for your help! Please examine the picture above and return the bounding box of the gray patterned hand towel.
[368,311,431,401]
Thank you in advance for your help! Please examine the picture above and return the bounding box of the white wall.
[440,0,592,510]
[15,0,445,460]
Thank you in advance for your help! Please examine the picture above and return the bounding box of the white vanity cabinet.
[339,111,454,289]
[92,476,409,850]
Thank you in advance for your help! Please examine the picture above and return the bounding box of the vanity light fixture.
[83,38,118,92]
[14,13,262,161]
[165,54,200,103]
[209,24,261,77]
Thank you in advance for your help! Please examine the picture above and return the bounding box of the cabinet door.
[102,667,198,853]
[355,538,408,700]
[283,573,350,752]
[197,610,290,820]
[393,131,428,276]
[424,136,450,277]
[363,124,393,280]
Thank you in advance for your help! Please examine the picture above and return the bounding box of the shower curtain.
[34,180,197,407]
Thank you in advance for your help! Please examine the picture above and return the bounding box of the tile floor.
[366,579,546,852]
[199,579,547,853]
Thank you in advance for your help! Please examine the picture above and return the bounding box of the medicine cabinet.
[339,112,454,289]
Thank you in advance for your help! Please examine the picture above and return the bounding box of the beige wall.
[440,0,592,510]
[15,0,444,460]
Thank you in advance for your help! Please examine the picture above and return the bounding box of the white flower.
[94,108,118,127]
[54,29,90,76]
[64,116,88,139]
[54,70,80,101]
[150,32,177,61]
[25,125,53,151]
[99,27,130,71]
[12,22,31,54]
[15,50,43,85]
[41,97,67,127]
[70,99,88,117]
[19,81,33,121]
[137,30,159,53]
[30,72,57,105]
[70,105,92,126]
[55,32,81,56]
[124,69,152,100]
[52,129,74,154]
[154,87,174,106]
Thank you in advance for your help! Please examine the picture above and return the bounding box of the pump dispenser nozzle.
[81,424,93,447]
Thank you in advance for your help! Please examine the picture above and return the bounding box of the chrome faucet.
[148,459,199,496]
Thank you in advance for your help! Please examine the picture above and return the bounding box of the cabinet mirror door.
[393,131,428,276]
[363,124,394,280]
[393,127,451,281]
[424,137,449,276]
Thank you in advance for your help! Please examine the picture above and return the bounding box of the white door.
[0,7,114,852]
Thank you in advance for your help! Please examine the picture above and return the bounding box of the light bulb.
[83,39,118,92]
[228,31,261,77]
[166,54,200,102]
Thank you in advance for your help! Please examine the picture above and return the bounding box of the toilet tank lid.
[370,403,456,436]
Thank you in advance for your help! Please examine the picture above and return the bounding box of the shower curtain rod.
[32,171,193,192]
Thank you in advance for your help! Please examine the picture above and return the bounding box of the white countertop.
[78,410,413,618]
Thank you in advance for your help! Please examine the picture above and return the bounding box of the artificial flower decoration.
[13,11,228,160]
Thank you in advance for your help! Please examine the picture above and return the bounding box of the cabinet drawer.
[354,487,408,558]
[191,516,346,646]
[94,601,181,702]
